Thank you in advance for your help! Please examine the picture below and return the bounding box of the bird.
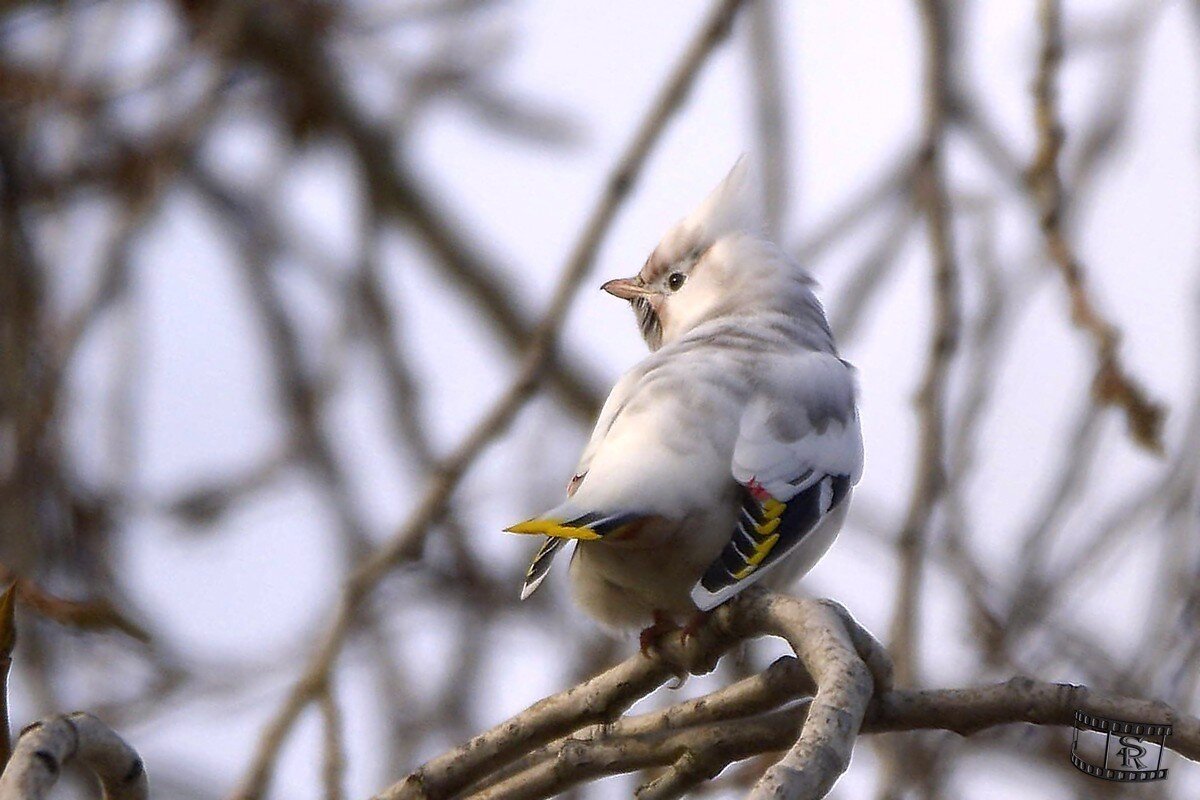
[505,158,863,643]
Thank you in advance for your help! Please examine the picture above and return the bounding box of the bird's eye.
[667,272,686,291]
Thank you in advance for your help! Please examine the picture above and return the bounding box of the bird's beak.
[601,277,652,301]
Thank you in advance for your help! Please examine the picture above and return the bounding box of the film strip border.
[1073,710,1172,737]
[1070,753,1169,783]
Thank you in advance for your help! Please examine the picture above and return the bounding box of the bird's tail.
[520,537,566,600]
[504,502,641,541]
[508,502,645,601]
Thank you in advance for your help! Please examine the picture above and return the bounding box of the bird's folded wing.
[571,369,641,489]
[691,352,863,610]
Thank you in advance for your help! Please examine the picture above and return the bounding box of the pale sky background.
[9,0,1200,797]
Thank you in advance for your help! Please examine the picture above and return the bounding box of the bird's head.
[602,157,802,350]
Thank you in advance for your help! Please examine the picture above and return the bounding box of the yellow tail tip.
[504,518,551,534]
[503,518,601,540]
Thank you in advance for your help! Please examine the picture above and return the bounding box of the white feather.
[731,351,864,502]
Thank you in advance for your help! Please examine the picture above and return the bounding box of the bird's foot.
[638,610,679,658]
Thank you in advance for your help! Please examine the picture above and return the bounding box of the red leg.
[638,610,679,657]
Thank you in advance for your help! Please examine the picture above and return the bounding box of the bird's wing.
[513,368,648,601]
[566,369,641,495]
[691,351,863,610]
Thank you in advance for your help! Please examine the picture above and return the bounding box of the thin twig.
[889,0,962,690]
[878,3,962,796]
[1028,0,1164,452]
[0,565,150,643]
[226,0,607,422]
[318,684,347,800]
[828,199,918,345]
[794,153,916,267]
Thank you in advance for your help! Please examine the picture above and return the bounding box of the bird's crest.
[681,155,762,241]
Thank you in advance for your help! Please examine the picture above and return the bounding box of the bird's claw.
[638,611,679,658]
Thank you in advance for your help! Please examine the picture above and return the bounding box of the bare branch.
[1029,0,1164,452]
[794,153,915,267]
[0,565,150,644]
[866,677,1199,762]
[385,622,738,800]
[889,0,962,689]
[223,0,607,422]
[386,591,888,800]
[828,200,918,345]
[0,713,147,800]
[742,598,877,799]
[381,590,1198,800]
[319,685,347,800]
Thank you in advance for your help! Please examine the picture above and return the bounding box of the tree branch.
[1029,0,1164,452]
[383,592,1198,800]
[888,0,962,693]
[0,713,147,800]
[383,590,890,800]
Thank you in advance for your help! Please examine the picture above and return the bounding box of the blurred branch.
[319,684,347,800]
[0,712,147,800]
[0,565,150,644]
[1029,0,1164,452]
[939,198,1014,665]
[992,401,1103,660]
[220,0,607,423]
[236,228,375,557]
[889,0,961,690]
[828,198,918,344]
[794,151,915,267]
[877,3,962,796]
[166,447,293,528]
[745,0,790,238]
[1064,1,1160,200]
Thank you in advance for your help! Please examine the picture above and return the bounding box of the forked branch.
[381,590,1199,800]
[381,589,889,800]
